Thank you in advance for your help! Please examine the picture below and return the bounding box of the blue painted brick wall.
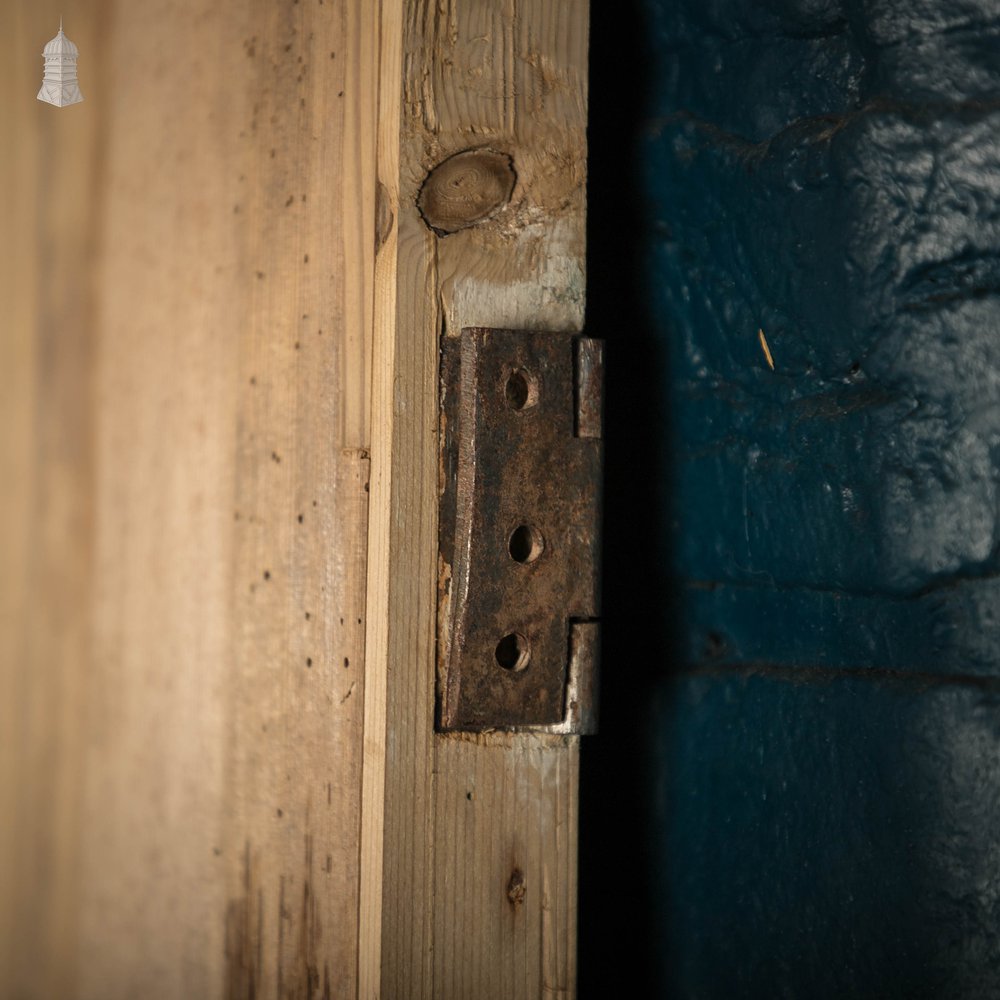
[582,2,1000,995]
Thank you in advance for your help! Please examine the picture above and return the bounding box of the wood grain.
[0,3,589,995]
[357,1,403,996]
[368,2,590,996]
[0,2,378,996]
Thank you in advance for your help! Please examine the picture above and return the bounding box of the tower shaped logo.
[37,19,83,108]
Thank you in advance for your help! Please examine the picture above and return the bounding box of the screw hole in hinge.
[495,632,530,671]
[504,369,538,411]
[508,524,545,564]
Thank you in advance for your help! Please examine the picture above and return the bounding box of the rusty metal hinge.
[437,327,603,733]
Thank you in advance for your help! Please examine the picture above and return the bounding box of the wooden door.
[0,2,588,998]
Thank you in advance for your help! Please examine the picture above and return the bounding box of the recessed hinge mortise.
[436,327,603,733]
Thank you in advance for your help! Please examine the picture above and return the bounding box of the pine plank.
[366,2,590,995]
[357,1,403,996]
[0,2,379,996]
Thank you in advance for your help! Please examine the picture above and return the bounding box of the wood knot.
[417,148,516,235]
[506,868,526,910]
